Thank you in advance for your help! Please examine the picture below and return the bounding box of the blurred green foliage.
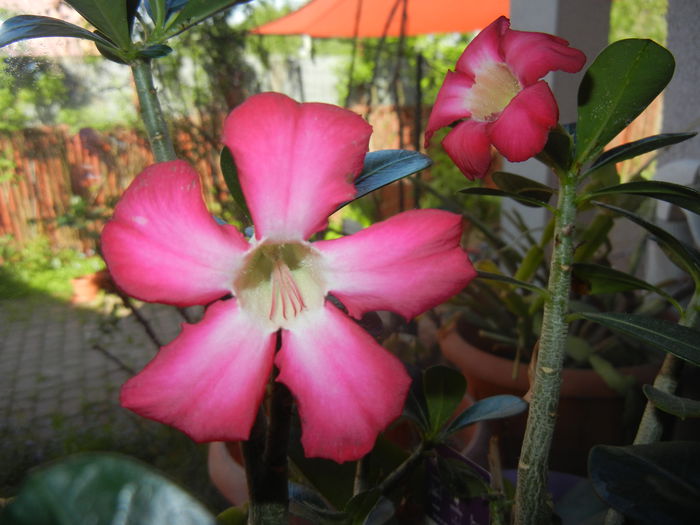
[610,0,667,44]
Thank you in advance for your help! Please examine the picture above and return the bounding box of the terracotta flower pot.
[438,324,659,475]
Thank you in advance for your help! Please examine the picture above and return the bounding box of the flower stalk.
[513,169,578,525]
[130,58,176,163]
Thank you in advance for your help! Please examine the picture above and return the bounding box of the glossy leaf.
[145,0,188,23]
[572,262,681,311]
[0,15,117,50]
[576,39,675,164]
[445,395,527,435]
[164,0,252,38]
[220,146,251,222]
[571,311,700,366]
[586,133,696,174]
[587,180,700,216]
[460,187,553,209]
[589,442,700,525]
[0,453,215,525]
[643,385,700,419]
[337,150,432,210]
[423,366,466,437]
[64,0,131,48]
[595,201,700,284]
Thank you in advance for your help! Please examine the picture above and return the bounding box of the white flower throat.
[465,62,521,121]
[235,242,325,329]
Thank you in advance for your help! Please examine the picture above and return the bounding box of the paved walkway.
[0,295,206,493]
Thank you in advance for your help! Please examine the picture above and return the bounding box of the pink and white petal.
[102,161,249,306]
[276,303,411,462]
[121,299,277,443]
[314,209,475,320]
[455,16,509,77]
[442,119,494,180]
[424,71,474,146]
[488,81,558,162]
[222,93,372,242]
[502,29,586,86]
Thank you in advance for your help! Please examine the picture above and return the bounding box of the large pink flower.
[101,92,476,462]
[425,16,586,180]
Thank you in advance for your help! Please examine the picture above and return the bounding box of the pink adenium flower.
[425,16,586,180]
[101,93,476,462]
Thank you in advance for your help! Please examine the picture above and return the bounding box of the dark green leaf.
[492,171,556,201]
[64,0,131,48]
[0,15,117,49]
[587,180,700,216]
[0,453,215,525]
[137,43,173,58]
[402,373,430,432]
[586,133,696,174]
[337,150,431,210]
[595,201,700,283]
[570,311,700,366]
[572,262,681,311]
[576,39,675,164]
[164,0,252,38]
[643,384,700,419]
[445,395,527,435]
[477,270,548,296]
[423,366,466,437]
[589,442,700,525]
[127,0,141,33]
[536,126,573,171]
[460,187,553,209]
[220,146,251,222]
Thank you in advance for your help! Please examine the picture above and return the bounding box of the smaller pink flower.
[425,16,586,180]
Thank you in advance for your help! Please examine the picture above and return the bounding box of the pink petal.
[222,93,372,242]
[455,16,509,77]
[102,161,249,306]
[121,299,277,442]
[442,120,494,180]
[314,209,475,320]
[488,81,558,162]
[276,303,411,462]
[424,70,474,146]
[502,27,586,86]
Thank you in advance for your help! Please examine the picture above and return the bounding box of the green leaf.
[570,311,700,366]
[572,262,681,311]
[586,133,696,174]
[423,366,466,437]
[536,126,574,171]
[595,201,700,284]
[64,0,132,48]
[477,270,548,296]
[402,373,430,432]
[220,146,251,222]
[589,442,700,525]
[589,354,636,395]
[492,171,556,201]
[643,385,700,419]
[0,15,118,50]
[0,453,216,525]
[445,395,527,435]
[164,0,252,38]
[338,150,432,210]
[137,44,174,58]
[460,187,553,209]
[587,180,700,216]
[576,39,675,165]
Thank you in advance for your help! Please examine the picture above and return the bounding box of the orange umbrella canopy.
[253,0,509,38]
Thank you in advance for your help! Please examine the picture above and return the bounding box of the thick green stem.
[130,58,176,162]
[242,373,293,525]
[513,171,578,525]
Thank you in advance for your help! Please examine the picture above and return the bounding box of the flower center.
[235,242,325,329]
[465,62,521,121]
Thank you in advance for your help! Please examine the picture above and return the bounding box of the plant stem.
[513,170,578,525]
[130,58,176,162]
[241,366,293,525]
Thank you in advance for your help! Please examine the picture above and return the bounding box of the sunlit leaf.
[643,385,700,419]
[0,15,117,50]
[570,311,700,366]
[589,442,700,525]
[576,39,675,164]
[0,453,215,524]
[164,0,253,38]
[64,0,132,48]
